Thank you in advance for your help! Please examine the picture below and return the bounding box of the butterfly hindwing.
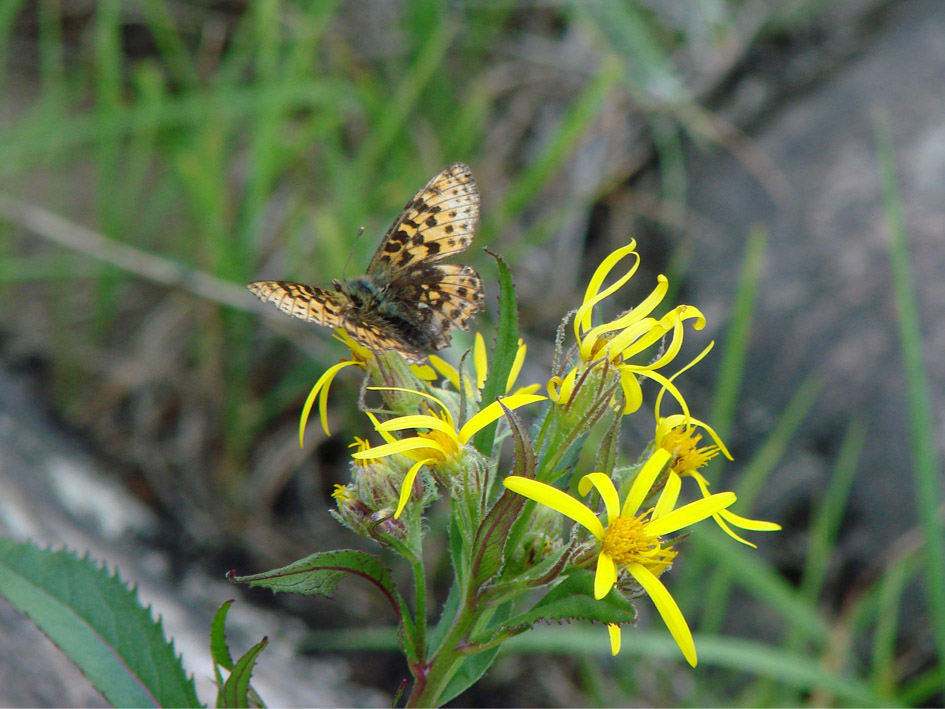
[388,263,484,351]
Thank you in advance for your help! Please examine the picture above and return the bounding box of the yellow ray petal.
[352,436,448,460]
[503,476,605,539]
[646,492,736,537]
[627,562,697,667]
[457,394,546,443]
[623,448,671,517]
[577,473,621,526]
[607,623,622,656]
[594,552,618,600]
[300,360,359,443]
[394,458,432,519]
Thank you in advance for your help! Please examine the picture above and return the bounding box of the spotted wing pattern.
[247,279,422,355]
[248,163,484,362]
[246,281,345,327]
[367,162,480,279]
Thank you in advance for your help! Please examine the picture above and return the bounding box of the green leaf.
[470,401,537,587]
[219,635,268,709]
[0,538,200,708]
[436,601,514,706]
[474,249,520,455]
[210,600,236,671]
[499,571,636,632]
[875,109,945,693]
[438,647,502,706]
[228,549,408,625]
[429,581,461,654]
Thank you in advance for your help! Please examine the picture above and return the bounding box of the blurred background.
[1,0,944,706]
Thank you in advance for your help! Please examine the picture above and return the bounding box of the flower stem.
[411,557,427,662]
[406,587,480,707]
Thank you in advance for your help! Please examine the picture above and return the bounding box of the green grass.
[0,2,942,706]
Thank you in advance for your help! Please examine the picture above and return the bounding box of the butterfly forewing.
[367,163,479,279]
[247,281,346,328]
[248,163,484,363]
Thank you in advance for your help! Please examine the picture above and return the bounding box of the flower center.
[661,428,719,476]
[601,515,678,575]
[418,430,459,461]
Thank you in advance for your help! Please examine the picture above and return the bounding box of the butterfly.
[248,163,484,363]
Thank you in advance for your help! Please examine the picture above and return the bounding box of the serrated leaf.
[470,401,536,587]
[499,571,636,632]
[219,636,268,709]
[474,249,520,455]
[0,538,200,708]
[229,549,408,625]
[210,600,236,671]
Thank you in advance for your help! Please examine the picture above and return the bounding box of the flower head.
[353,389,546,517]
[653,376,781,547]
[550,241,706,417]
[504,448,736,666]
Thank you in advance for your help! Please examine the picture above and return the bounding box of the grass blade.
[874,109,945,697]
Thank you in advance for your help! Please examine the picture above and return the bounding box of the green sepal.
[474,249,520,456]
[228,549,409,630]
[218,635,268,708]
[0,538,200,708]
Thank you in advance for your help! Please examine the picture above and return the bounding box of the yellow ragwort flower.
[504,448,736,666]
[653,370,781,547]
[352,389,546,518]
[331,483,356,502]
[549,241,706,416]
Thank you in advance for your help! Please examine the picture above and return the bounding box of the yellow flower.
[353,389,546,518]
[653,375,781,547]
[428,332,539,398]
[298,330,435,444]
[549,241,706,416]
[503,448,736,666]
[331,483,355,502]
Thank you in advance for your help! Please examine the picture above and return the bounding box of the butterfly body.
[248,163,484,363]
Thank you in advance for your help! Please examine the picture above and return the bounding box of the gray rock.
[0,367,384,707]
[682,0,944,578]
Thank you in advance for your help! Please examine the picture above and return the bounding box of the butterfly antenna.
[341,226,366,280]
